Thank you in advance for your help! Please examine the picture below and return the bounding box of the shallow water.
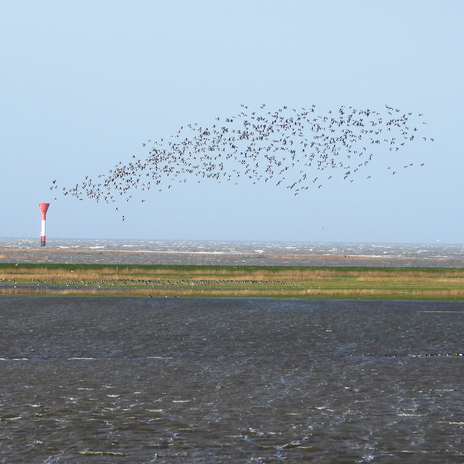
[1,296,464,462]
[2,239,464,267]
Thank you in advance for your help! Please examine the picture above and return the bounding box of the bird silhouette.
[53,104,433,215]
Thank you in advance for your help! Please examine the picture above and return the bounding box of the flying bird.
[53,104,434,215]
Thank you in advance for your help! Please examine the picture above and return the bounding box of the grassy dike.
[2,263,464,301]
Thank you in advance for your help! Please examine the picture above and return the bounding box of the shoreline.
[1,247,464,268]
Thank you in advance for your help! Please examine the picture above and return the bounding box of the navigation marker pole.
[38,203,50,247]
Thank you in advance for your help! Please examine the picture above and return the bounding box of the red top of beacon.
[38,203,50,220]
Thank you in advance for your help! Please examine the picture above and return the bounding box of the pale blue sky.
[1,1,463,243]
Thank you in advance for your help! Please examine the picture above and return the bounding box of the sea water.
[1,296,464,463]
[2,239,464,266]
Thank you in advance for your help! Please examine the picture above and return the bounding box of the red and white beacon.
[38,203,50,247]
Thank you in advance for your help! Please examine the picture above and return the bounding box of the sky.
[1,0,463,244]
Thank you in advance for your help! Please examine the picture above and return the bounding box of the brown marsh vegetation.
[1,264,464,301]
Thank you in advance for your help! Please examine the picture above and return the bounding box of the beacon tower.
[38,203,50,246]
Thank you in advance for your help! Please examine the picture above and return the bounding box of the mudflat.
[2,246,464,267]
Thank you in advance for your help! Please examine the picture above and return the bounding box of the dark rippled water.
[1,297,464,463]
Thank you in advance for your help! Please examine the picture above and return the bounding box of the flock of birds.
[51,104,433,220]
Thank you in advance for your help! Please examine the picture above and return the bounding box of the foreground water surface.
[1,297,464,463]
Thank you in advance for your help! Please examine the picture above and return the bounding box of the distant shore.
[2,246,464,268]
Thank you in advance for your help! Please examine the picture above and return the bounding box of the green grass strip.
[2,264,464,301]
